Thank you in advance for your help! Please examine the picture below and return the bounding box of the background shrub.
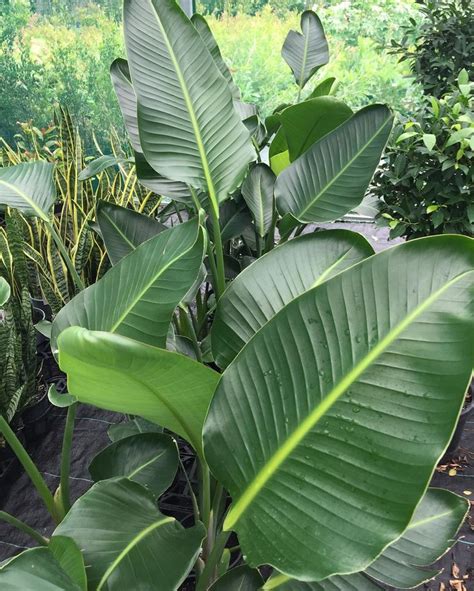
[373,72,474,239]
[390,0,474,98]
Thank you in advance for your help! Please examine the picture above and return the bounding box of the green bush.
[390,0,474,98]
[374,71,474,239]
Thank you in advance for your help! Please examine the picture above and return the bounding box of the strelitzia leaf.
[204,236,474,581]
[211,230,374,368]
[55,478,206,591]
[51,218,204,350]
[0,162,56,221]
[0,547,84,591]
[264,488,469,590]
[58,328,219,457]
[282,11,329,91]
[241,164,276,238]
[0,278,10,306]
[96,201,166,265]
[275,105,393,223]
[124,0,254,207]
[89,432,178,497]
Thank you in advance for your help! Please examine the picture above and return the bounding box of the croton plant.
[0,1,472,590]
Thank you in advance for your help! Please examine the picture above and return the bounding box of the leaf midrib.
[96,516,174,590]
[108,225,198,334]
[297,111,392,219]
[128,449,167,479]
[224,270,471,530]
[147,0,220,211]
[0,179,48,221]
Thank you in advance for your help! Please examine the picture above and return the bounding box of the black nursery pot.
[21,391,52,443]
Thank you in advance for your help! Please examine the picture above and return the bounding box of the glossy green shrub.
[374,72,474,239]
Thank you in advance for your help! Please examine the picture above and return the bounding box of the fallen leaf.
[452,562,460,578]
[463,490,472,496]
[449,468,457,476]
[439,584,446,591]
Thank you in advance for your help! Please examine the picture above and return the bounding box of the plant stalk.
[208,205,226,300]
[0,511,48,546]
[196,531,231,591]
[0,417,59,523]
[60,403,77,514]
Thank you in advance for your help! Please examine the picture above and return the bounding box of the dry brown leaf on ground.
[452,563,461,578]
[439,583,446,591]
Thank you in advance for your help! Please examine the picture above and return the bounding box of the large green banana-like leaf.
[264,488,469,589]
[275,105,393,223]
[110,58,142,152]
[89,432,179,497]
[241,164,276,238]
[204,236,474,581]
[365,487,468,588]
[48,537,87,591]
[191,13,241,100]
[123,0,254,208]
[279,98,353,162]
[211,230,374,369]
[0,277,10,306]
[51,218,203,350]
[96,201,166,265]
[110,58,192,202]
[0,547,84,591]
[55,478,206,590]
[210,565,264,590]
[0,162,56,221]
[58,328,219,456]
[282,11,329,90]
[263,574,377,591]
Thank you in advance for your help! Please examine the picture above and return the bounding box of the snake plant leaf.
[279,98,353,162]
[191,13,241,100]
[89,432,178,497]
[96,201,166,265]
[210,565,265,590]
[282,11,329,90]
[211,230,374,369]
[275,105,393,223]
[58,327,219,456]
[241,164,276,237]
[108,417,163,442]
[48,537,87,591]
[124,0,254,207]
[0,278,10,306]
[0,547,83,591]
[204,236,474,581]
[51,218,203,351]
[55,478,206,591]
[0,162,56,221]
[264,488,469,590]
[110,58,142,152]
